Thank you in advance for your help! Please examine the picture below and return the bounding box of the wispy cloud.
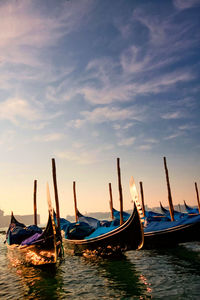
[0,97,63,128]
[56,143,114,165]
[164,132,184,140]
[161,111,183,120]
[67,105,145,129]
[144,138,158,144]
[33,133,64,142]
[118,137,136,147]
[0,98,42,124]
[138,144,153,150]
[173,0,200,10]
[0,0,93,90]
[178,124,197,131]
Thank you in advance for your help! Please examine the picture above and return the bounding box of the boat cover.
[7,222,42,245]
[64,221,95,239]
[161,208,190,221]
[145,210,170,222]
[144,214,200,233]
[60,217,71,231]
[113,208,130,222]
[85,225,118,239]
[21,232,43,246]
[184,203,199,214]
[77,211,101,229]
[78,211,121,228]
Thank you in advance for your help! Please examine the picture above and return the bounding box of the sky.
[0,0,199,223]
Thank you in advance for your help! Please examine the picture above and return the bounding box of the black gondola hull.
[64,205,144,256]
[143,220,200,249]
[6,214,62,266]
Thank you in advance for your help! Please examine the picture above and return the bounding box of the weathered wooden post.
[117,158,123,225]
[163,157,174,221]
[139,181,145,217]
[195,182,200,214]
[73,181,78,223]
[109,183,114,220]
[52,158,61,230]
[33,179,37,225]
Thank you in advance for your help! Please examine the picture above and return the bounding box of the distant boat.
[160,202,188,220]
[184,200,199,215]
[6,185,63,266]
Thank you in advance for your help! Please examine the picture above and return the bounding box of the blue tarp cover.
[21,232,43,245]
[65,222,95,239]
[144,214,200,233]
[161,209,189,221]
[145,210,170,222]
[7,224,42,245]
[185,205,199,214]
[113,208,130,222]
[60,217,71,232]
[85,225,118,239]
[77,213,100,229]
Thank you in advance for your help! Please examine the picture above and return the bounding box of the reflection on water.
[127,243,200,300]
[7,254,64,299]
[81,255,152,299]
[1,231,200,299]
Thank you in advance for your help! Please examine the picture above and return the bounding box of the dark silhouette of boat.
[6,185,63,266]
[184,200,199,215]
[130,179,200,249]
[63,203,144,257]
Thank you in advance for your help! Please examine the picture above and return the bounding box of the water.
[1,233,200,299]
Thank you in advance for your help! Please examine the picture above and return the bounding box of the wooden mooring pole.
[139,181,145,217]
[117,158,123,225]
[33,179,37,226]
[73,181,78,223]
[163,157,174,221]
[195,182,200,214]
[109,183,114,220]
[52,158,61,230]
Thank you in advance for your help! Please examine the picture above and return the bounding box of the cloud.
[164,132,184,140]
[0,0,93,54]
[67,105,145,130]
[118,137,136,147]
[33,133,64,142]
[0,98,42,124]
[0,0,93,88]
[138,144,153,150]
[178,124,197,130]
[0,97,63,127]
[75,52,194,105]
[56,143,114,165]
[144,138,159,144]
[173,0,200,10]
[81,106,143,123]
[161,111,183,120]
[120,45,150,74]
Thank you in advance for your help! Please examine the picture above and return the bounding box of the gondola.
[129,179,200,249]
[62,203,144,257]
[184,200,199,215]
[6,184,63,266]
[143,213,200,249]
[77,203,200,250]
[59,159,144,257]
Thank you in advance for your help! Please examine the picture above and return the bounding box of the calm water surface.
[0,233,200,299]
